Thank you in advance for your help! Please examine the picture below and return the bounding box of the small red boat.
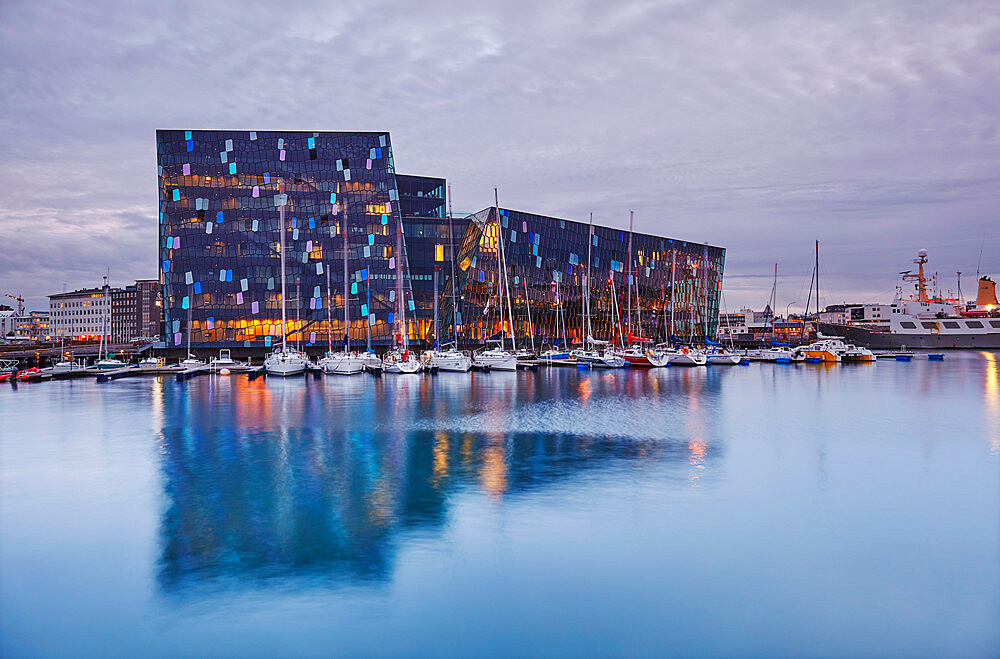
[16,367,43,382]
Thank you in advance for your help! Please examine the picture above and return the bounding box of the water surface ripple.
[1,353,998,657]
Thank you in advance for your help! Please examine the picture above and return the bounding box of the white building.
[48,287,114,340]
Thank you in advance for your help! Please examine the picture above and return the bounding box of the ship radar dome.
[918,248,928,258]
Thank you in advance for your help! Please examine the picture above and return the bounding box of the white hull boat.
[263,349,309,376]
[572,349,626,368]
[473,347,518,371]
[319,352,366,375]
[668,349,707,366]
[210,349,247,370]
[93,358,126,370]
[706,348,742,365]
[425,349,472,372]
[383,348,422,373]
[53,360,85,373]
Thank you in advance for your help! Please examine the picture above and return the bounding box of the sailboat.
[383,199,422,374]
[263,180,310,376]
[570,213,625,368]
[754,264,802,363]
[425,187,473,372]
[705,292,741,364]
[318,212,365,375]
[472,192,518,371]
[539,277,571,361]
[94,275,125,370]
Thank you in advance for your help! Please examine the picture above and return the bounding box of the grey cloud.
[0,0,997,312]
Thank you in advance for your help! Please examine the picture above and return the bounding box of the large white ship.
[819,250,999,349]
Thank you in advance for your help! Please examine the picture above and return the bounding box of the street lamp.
[785,302,796,319]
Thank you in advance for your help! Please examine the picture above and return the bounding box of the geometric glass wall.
[157,130,414,349]
[444,207,726,348]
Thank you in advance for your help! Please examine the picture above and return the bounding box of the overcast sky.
[1,0,997,314]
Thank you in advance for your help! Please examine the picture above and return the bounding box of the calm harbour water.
[1,353,998,657]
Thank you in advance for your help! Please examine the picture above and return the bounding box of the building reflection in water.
[156,369,725,592]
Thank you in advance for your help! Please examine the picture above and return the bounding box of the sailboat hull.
[473,351,517,371]
[429,353,472,372]
[263,351,309,376]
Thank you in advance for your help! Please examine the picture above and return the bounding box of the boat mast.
[365,274,372,353]
[100,274,108,360]
[447,184,459,347]
[326,265,333,353]
[610,272,625,347]
[815,240,820,316]
[626,210,633,337]
[343,207,350,352]
[635,255,642,337]
[186,282,192,358]
[279,180,288,353]
[557,278,568,350]
[295,276,301,351]
[669,249,676,341]
[433,265,439,348]
[800,261,815,344]
[495,188,516,352]
[770,263,777,347]
[703,249,709,343]
[586,212,594,345]
[395,194,406,349]
[494,192,504,351]
[524,279,535,353]
[661,286,668,343]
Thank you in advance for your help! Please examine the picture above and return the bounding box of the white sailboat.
[319,219,365,376]
[383,199,422,374]
[425,195,473,373]
[473,193,517,371]
[94,275,125,370]
[570,213,625,368]
[263,180,310,376]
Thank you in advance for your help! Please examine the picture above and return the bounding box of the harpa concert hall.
[157,130,725,352]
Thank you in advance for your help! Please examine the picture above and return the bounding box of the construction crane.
[5,293,25,315]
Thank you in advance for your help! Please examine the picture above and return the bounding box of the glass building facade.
[157,131,725,350]
[157,130,418,350]
[443,208,726,348]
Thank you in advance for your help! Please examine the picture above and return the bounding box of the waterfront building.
[157,130,725,349]
[446,207,725,346]
[111,279,162,342]
[111,285,137,343]
[49,287,113,340]
[157,130,412,350]
[0,310,49,341]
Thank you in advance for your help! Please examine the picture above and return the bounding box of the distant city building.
[48,287,112,340]
[0,310,51,342]
[51,279,161,342]
[157,130,725,348]
[818,303,901,328]
[135,279,162,339]
[111,285,137,342]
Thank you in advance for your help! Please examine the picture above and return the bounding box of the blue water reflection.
[1,354,998,657]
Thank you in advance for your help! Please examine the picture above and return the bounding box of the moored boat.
[383,346,422,373]
[473,345,518,371]
[319,351,366,375]
[263,348,310,376]
[425,346,472,372]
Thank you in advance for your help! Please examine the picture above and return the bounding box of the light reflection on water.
[1,353,998,657]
